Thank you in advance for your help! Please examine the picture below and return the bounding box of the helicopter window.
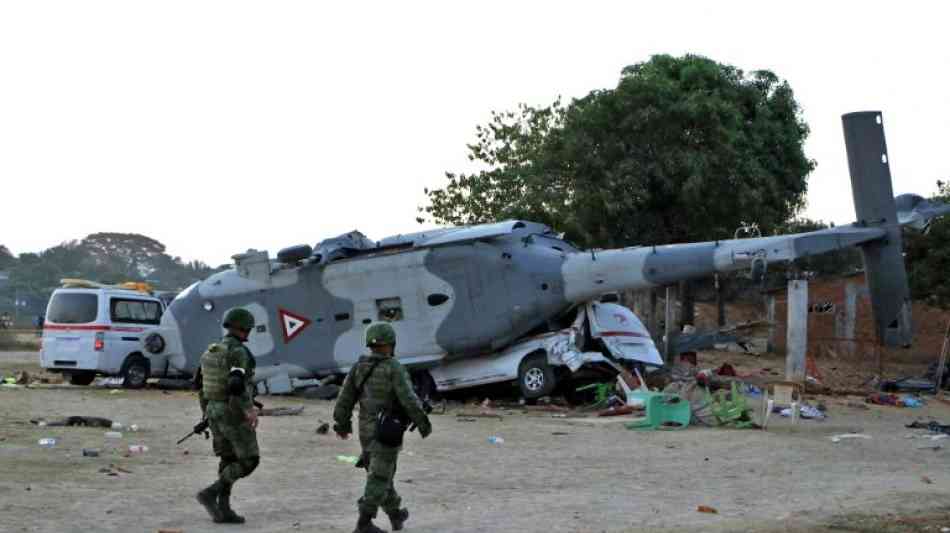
[427,294,449,306]
[334,313,350,322]
[376,298,403,321]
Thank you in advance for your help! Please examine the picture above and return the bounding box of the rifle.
[177,418,210,445]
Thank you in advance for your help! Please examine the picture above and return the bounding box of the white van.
[40,281,174,388]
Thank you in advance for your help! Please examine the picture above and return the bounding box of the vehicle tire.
[68,371,96,386]
[518,352,556,400]
[411,370,438,402]
[121,354,150,389]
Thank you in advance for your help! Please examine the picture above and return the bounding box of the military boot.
[215,483,246,524]
[354,511,388,533]
[196,481,223,522]
[386,508,409,531]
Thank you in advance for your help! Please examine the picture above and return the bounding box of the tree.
[905,180,950,308]
[0,245,14,270]
[420,54,815,250]
[81,233,166,281]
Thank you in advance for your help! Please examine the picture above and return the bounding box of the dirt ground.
[3,351,950,533]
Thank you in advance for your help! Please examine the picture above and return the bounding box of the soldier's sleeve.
[226,346,254,412]
[333,366,359,434]
[195,363,208,415]
[391,362,431,433]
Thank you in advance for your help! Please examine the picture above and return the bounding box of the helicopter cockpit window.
[376,297,403,322]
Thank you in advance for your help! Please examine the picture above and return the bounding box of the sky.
[1,1,948,267]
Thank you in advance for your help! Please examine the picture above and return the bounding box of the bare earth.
[3,351,950,533]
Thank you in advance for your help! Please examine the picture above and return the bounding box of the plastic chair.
[624,391,691,430]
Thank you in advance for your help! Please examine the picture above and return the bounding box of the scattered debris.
[829,433,872,443]
[37,438,56,448]
[30,416,113,428]
[82,448,100,457]
[315,421,330,435]
[15,371,30,385]
[158,529,184,533]
[456,417,477,423]
[455,412,503,420]
[866,393,924,407]
[907,420,950,435]
[778,404,826,420]
[845,401,870,410]
[487,435,505,445]
[597,405,642,417]
[697,505,718,514]
[259,406,305,417]
[922,476,934,484]
[551,432,570,436]
[336,455,359,465]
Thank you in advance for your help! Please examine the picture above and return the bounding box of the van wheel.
[68,371,96,386]
[519,352,556,400]
[122,355,150,389]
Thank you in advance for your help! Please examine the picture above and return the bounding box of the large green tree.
[420,54,815,249]
[905,180,950,308]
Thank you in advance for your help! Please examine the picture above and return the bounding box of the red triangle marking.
[278,308,312,343]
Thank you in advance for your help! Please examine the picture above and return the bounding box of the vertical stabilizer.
[842,111,912,347]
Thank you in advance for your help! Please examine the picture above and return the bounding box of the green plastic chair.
[624,391,691,430]
[704,382,755,429]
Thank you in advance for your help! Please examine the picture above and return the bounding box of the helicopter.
[141,111,950,399]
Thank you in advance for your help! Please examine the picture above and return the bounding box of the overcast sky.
[2,1,948,266]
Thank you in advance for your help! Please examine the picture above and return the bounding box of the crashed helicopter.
[140,111,950,398]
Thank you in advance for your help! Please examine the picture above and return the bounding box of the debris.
[524,403,570,413]
[158,529,184,533]
[296,384,340,400]
[109,389,123,395]
[922,476,934,484]
[697,505,718,514]
[829,433,872,443]
[128,445,149,454]
[37,438,56,448]
[182,450,190,456]
[487,436,505,445]
[779,404,825,420]
[907,420,950,434]
[551,432,570,436]
[30,416,113,428]
[846,401,870,410]
[82,448,100,457]
[455,412,503,420]
[336,455,359,465]
[15,371,30,385]
[104,431,122,440]
[456,417,477,423]
[917,442,943,451]
[316,422,330,435]
[597,405,642,417]
[481,399,494,409]
[259,406,305,416]
[153,378,193,390]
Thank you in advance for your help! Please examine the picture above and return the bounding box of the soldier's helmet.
[364,321,396,347]
[223,308,256,332]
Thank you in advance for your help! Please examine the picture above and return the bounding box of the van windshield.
[47,293,99,324]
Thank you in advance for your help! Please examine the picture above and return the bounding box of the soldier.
[195,308,260,524]
[334,322,432,533]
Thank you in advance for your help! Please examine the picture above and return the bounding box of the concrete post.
[766,295,776,353]
[786,280,808,382]
[665,286,675,359]
[648,289,658,339]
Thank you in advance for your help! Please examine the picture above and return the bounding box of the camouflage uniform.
[199,335,259,483]
[195,308,259,524]
[334,325,431,532]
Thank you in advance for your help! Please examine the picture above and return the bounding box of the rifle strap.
[354,358,384,399]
